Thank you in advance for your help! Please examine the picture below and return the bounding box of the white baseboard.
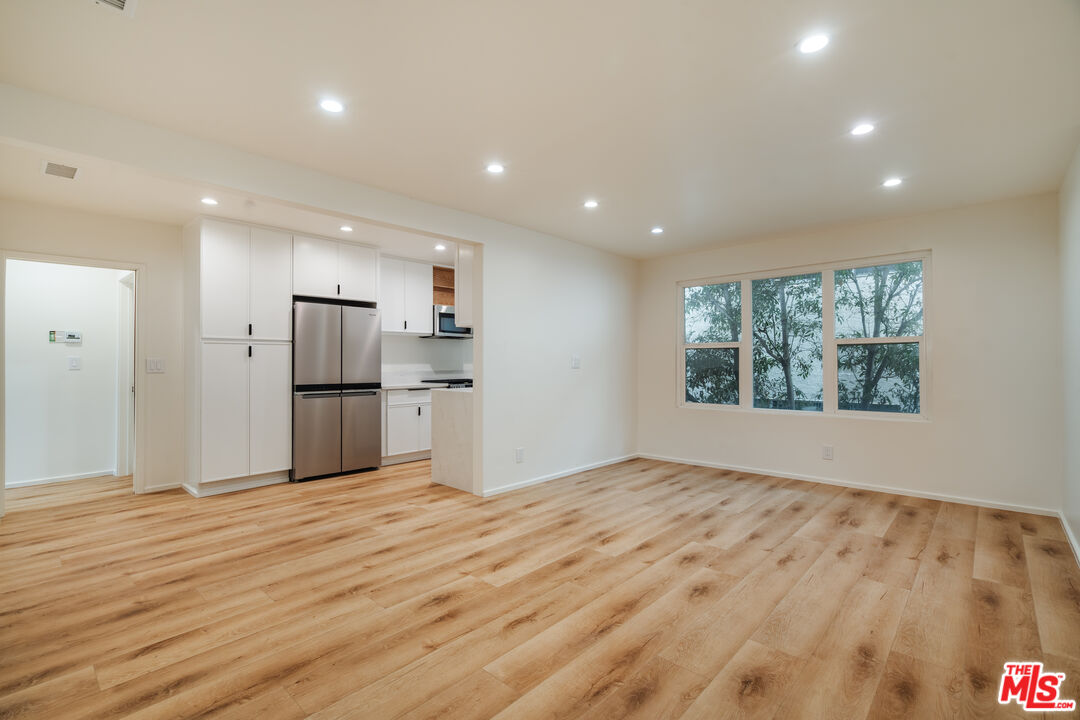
[141,483,180,494]
[381,451,431,466]
[1060,511,1080,568]
[482,455,637,497]
[183,471,289,498]
[635,452,1061,517]
[6,469,116,488]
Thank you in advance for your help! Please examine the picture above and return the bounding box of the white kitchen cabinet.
[404,261,434,334]
[379,257,432,334]
[248,343,292,476]
[295,235,378,302]
[293,235,340,298]
[200,221,250,340]
[199,341,291,483]
[201,343,250,482]
[385,390,432,456]
[380,258,405,332]
[199,220,292,341]
[249,228,293,341]
[339,243,379,302]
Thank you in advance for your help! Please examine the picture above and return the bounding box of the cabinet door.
[249,344,292,475]
[293,235,339,298]
[250,228,293,341]
[404,261,434,335]
[418,404,431,452]
[201,343,250,482]
[201,221,250,339]
[339,243,378,302]
[379,257,405,332]
[386,404,421,455]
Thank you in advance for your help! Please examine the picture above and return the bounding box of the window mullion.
[822,269,838,413]
[740,279,752,408]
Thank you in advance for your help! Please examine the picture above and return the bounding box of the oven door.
[433,305,472,337]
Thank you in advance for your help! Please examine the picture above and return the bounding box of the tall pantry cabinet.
[184,219,294,494]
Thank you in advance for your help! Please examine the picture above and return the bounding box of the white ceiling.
[0,142,459,264]
[1,0,1078,258]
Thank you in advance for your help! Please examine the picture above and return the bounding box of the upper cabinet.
[199,220,292,341]
[379,257,433,334]
[294,236,378,303]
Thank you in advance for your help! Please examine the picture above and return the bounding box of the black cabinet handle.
[417,406,421,416]
[404,320,407,330]
[248,346,252,358]
[248,323,252,336]
[337,283,341,295]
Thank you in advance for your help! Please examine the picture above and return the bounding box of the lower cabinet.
[385,389,432,457]
[200,342,292,482]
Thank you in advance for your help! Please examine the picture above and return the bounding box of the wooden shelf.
[433,266,455,306]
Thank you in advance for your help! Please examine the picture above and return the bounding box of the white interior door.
[249,343,291,475]
[250,228,293,341]
[201,221,251,339]
[379,258,405,332]
[201,342,250,482]
[339,243,378,302]
[293,235,339,298]
[404,261,433,335]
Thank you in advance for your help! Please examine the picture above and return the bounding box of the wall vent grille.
[44,162,79,180]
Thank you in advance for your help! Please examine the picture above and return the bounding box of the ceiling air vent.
[44,162,79,180]
[93,0,137,16]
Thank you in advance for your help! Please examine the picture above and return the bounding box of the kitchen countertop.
[382,372,473,391]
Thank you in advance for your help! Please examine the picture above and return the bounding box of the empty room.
[1,2,1078,719]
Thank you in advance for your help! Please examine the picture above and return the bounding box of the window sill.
[677,401,930,423]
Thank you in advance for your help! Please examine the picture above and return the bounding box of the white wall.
[4,260,128,485]
[382,334,472,377]
[481,232,637,494]
[637,194,1063,512]
[0,198,185,508]
[1062,143,1080,541]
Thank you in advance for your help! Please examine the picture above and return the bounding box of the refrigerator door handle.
[342,390,377,397]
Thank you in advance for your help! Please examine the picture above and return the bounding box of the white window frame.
[676,250,931,421]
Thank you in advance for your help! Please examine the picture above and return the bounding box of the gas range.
[421,378,473,389]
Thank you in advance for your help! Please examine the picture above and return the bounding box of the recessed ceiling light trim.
[320,98,345,113]
[201,197,219,206]
[340,225,353,232]
[851,122,875,136]
[435,244,447,251]
[882,177,903,188]
[486,162,505,174]
[651,227,664,235]
[583,200,599,209]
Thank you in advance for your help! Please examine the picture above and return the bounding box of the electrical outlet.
[67,356,81,371]
[822,445,834,461]
[514,447,525,464]
[570,355,581,370]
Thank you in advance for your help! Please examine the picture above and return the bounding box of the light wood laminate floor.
[1,459,1079,719]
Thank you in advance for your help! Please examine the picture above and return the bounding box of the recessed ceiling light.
[320,98,344,113]
[340,225,353,232]
[435,244,447,251]
[851,122,875,136]
[798,33,830,54]
[882,177,903,188]
[651,227,664,235]
[486,162,505,174]
[201,197,218,206]
[583,200,599,209]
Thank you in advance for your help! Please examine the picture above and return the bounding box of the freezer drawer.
[294,302,341,386]
[342,390,381,472]
[342,306,381,386]
[293,392,341,480]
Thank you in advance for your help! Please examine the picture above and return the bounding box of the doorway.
[3,258,137,493]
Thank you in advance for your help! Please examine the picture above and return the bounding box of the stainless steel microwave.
[431,305,473,338]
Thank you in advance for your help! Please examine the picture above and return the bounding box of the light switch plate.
[67,356,81,370]
[570,355,581,370]
[145,358,165,374]
[822,445,834,461]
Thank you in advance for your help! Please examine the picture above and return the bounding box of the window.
[678,253,928,417]
[834,261,923,414]
[682,282,740,405]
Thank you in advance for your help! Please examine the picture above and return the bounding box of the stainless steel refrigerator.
[292,299,381,481]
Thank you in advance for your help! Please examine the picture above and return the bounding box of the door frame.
[0,250,148,517]
[116,272,136,477]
